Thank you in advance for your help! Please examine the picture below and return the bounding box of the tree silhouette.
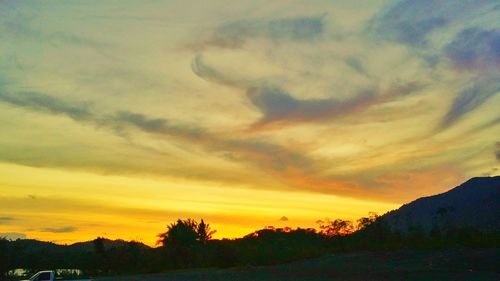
[197,219,216,244]
[356,212,379,231]
[157,218,216,268]
[157,219,217,247]
[319,219,354,236]
[157,219,199,248]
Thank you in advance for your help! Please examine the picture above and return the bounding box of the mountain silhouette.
[7,238,150,253]
[382,176,500,233]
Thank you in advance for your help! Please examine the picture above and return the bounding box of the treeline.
[1,214,499,279]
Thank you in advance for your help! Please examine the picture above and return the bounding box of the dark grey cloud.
[346,57,369,77]
[0,91,93,121]
[246,83,422,130]
[37,226,77,233]
[439,77,500,129]
[203,14,325,48]
[247,82,424,128]
[444,27,500,71]
[191,54,245,87]
[247,86,376,129]
[369,0,496,47]
[113,111,205,139]
[0,216,15,224]
[192,55,423,130]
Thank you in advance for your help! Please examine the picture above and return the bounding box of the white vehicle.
[22,271,93,281]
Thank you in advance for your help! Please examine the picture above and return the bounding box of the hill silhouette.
[382,176,500,233]
[6,237,150,253]
[69,238,150,252]
[2,176,499,280]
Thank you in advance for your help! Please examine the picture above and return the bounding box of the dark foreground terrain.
[96,248,500,281]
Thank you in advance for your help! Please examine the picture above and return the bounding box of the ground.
[96,248,500,281]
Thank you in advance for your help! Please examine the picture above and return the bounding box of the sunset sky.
[0,0,499,246]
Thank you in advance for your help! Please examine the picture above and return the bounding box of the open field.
[96,248,500,281]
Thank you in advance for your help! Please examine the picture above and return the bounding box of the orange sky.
[0,0,498,245]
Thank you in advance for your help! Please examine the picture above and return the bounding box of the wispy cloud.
[439,77,500,129]
[247,86,377,130]
[444,27,500,72]
[191,54,248,88]
[0,216,15,224]
[2,89,397,198]
[0,0,498,211]
[346,57,370,77]
[1,6,109,49]
[112,110,327,190]
[37,226,77,233]
[191,56,423,130]
[199,14,325,49]
[0,91,93,121]
[0,90,333,194]
[112,111,206,139]
[369,0,496,47]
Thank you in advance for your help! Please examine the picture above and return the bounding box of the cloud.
[112,111,205,139]
[0,232,26,240]
[1,10,108,49]
[247,86,376,129]
[191,54,247,87]
[249,82,422,130]
[372,15,445,47]
[37,226,77,233]
[2,2,494,203]
[0,90,329,194]
[369,0,496,47]
[279,216,289,221]
[111,110,314,173]
[346,57,370,77]
[439,77,500,129]
[192,56,423,130]
[0,91,93,121]
[0,90,372,197]
[0,216,15,224]
[369,0,445,46]
[444,27,500,72]
[202,14,325,48]
[0,91,205,144]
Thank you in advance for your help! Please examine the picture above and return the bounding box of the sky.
[0,0,499,246]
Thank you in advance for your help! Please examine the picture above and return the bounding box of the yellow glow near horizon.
[0,163,397,245]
